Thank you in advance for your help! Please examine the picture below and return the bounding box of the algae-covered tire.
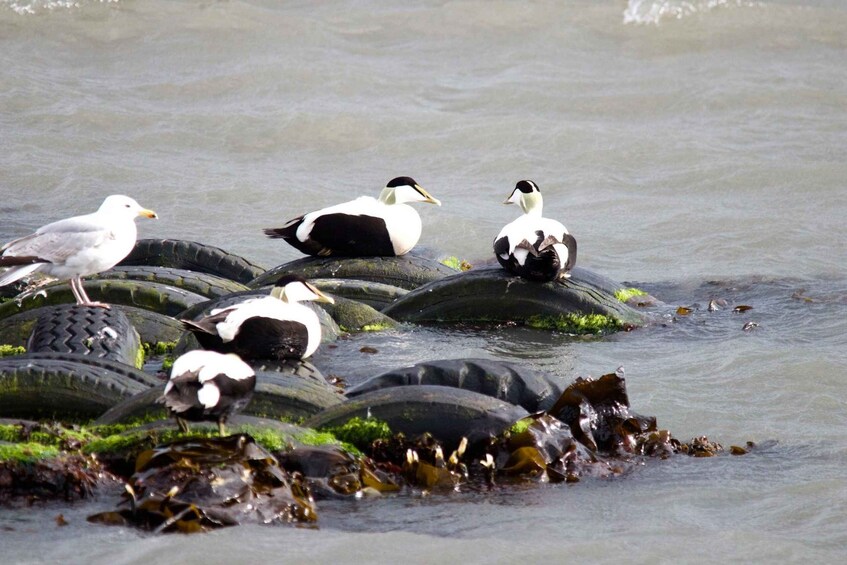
[0,305,184,348]
[19,352,161,387]
[118,306,186,345]
[248,369,343,421]
[119,239,265,284]
[178,290,341,343]
[95,266,250,298]
[309,278,408,311]
[26,305,142,368]
[304,385,529,451]
[0,355,156,421]
[317,296,397,332]
[0,279,209,321]
[248,255,458,291]
[95,363,342,425]
[382,265,647,330]
[345,358,562,413]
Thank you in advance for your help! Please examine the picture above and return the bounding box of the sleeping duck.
[264,176,441,257]
[181,274,334,361]
[493,180,577,282]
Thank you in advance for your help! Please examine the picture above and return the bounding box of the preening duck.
[181,274,335,361]
[0,195,157,307]
[493,180,577,282]
[264,176,441,257]
[158,349,256,436]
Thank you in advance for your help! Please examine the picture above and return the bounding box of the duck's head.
[270,274,335,304]
[504,180,543,215]
[378,176,441,206]
[99,194,158,220]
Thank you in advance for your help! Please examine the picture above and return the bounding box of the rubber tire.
[309,278,408,311]
[0,305,185,348]
[119,239,265,284]
[94,266,250,298]
[0,278,210,321]
[94,362,342,425]
[345,358,563,413]
[248,254,458,291]
[26,305,143,368]
[304,385,529,451]
[0,354,157,421]
[382,265,647,328]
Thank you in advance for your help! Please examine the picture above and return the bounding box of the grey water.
[1,0,846,562]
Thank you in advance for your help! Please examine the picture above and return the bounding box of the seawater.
[1,0,846,562]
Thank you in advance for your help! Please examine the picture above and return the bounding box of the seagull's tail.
[0,263,42,287]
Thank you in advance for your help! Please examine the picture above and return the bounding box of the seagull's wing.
[3,214,113,263]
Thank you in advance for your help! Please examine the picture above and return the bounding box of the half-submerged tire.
[0,279,209,321]
[119,239,265,284]
[309,278,408,311]
[345,358,562,413]
[248,255,458,291]
[95,266,250,298]
[0,354,157,421]
[304,385,529,450]
[26,305,143,368]
[382,265,647,331]
[95,362,342,425]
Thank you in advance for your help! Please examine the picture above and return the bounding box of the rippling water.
[2,0,846,562]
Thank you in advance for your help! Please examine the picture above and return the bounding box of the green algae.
[0,442,60,463]
[322,416,392,449]
[360,322,393,332]
[614,287,648,303]
[441,256,473,272]
[526,313,623,334]
[509,418,532,435]
[0,344,26,357]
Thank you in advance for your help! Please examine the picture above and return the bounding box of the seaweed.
[526,313,623,334]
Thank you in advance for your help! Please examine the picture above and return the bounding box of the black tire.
[303,385,529,451]
[95,266,250,298]
[95,363,342,425]
[26,305,143,368]
[309,278,408,311]
[0,355,156,421]
[0,279,210,321]
[0,305,185,348]
[248,254,458,291]
[382,265,647,330]
[345,358,563,413]
[20,352,161,387]
[119,239,266,284]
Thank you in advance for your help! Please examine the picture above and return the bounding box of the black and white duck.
[181,274,334,361]
[493,180,577,282]
[158,349,256,436]
[264,176,441,257]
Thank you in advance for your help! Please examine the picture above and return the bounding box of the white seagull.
[0,195,158,307]
[264,176,441,257]
[493,180,577,282]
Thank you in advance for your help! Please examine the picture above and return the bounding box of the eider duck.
[264,176,441,257]
[0,195,157,307]
[493,180,577,282]
[181,274,335,361]
[158,349,256,436]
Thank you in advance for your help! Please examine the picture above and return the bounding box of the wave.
[1,0,118,16]
[623,0,758,25]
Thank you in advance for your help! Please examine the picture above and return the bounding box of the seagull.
[493,180,577,282]
[0,195,157,307]
[158,349,256,436]
[181,274,335,360]
[264,176,441,257]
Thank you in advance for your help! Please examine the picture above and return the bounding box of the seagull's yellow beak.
[310,285,336,305]
[139,208,158,219]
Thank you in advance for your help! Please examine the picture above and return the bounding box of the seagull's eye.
[125,204,131,208]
